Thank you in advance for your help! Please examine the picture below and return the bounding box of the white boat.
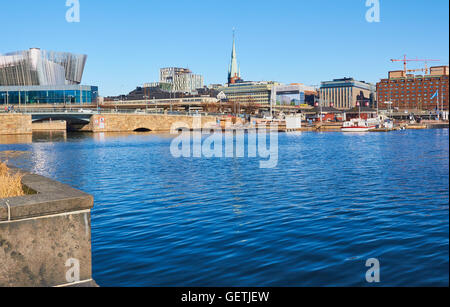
[341,118,377,132]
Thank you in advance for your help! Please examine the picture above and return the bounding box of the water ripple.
[1,129,448,286]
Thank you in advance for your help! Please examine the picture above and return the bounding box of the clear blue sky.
[1,0,448,96]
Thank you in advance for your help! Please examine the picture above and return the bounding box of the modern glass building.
[0,85,98,105]
[0,48,98,105]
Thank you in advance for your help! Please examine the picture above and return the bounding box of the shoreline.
[0,123,448,138]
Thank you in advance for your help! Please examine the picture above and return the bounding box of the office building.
[320,78,376,109]
[219,81,279,105]
[271,83,317,106]
[219,81,317,105]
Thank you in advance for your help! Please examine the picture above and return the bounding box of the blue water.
[1,129,448,286]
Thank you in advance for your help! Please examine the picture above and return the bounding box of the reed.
[0,162,25,198]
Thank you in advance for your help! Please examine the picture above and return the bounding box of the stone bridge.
[0,113,219,134]
[78,114,219,132]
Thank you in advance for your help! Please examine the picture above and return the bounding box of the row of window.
[378,99,447,104]
[379,93,448,97]
[379,84,447,88]
[379,89,445,92]
[379,95,446,102]
[0,90,97,104]
[380,77,448,83]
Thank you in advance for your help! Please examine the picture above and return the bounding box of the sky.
[1,0,449,96]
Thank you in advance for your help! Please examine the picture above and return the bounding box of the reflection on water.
[0,134,32,144]
[0,131,177,146]
[32,131,67,143]
[0,129,449,286]
[0,150,31,164]
[1,131,69,144]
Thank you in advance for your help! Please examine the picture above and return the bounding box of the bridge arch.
[31,113,92,131]
[133,127,152,132]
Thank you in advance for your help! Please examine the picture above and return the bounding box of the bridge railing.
[6,108,221,117]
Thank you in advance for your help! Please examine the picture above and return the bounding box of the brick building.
[376,66,449,111]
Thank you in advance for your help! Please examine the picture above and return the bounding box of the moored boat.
[341,118,376,132]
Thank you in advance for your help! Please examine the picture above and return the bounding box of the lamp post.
[79,85,82,105]
[376,96,379,116]
[144,95,149,112]
[357,101,361,119]
[269,98,272,119]
[435,89,440,121]
[320,96,323,123]
[384,101,393,118]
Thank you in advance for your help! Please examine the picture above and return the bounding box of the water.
[1,129,448,286]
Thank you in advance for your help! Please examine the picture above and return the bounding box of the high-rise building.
[227,31,243,84]
[320,78,376,109]
[376,66,449,111]
[0,48,98,104]
[159,67,203,93]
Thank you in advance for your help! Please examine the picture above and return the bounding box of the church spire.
[228,29,242,84]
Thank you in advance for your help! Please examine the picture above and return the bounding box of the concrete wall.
[0,114,32,135]
[0,169,96,287]
[79,114,219,132]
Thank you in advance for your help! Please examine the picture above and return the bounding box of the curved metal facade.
[0,48,87,86]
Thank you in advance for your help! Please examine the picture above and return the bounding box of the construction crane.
[391,54,440,75]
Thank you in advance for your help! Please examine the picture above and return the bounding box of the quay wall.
[0,169,96,287]
[78,114,219,132]
[32,120,67,131]
[0,114,32,135]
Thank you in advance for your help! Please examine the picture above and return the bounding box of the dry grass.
[0,162,25,198]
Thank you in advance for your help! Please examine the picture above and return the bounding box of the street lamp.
[144,95,149,112]
[316,96,323,123]
[384,101,393,118]
[356,101,361,119]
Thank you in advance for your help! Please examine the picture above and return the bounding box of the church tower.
[228,30,243,84]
